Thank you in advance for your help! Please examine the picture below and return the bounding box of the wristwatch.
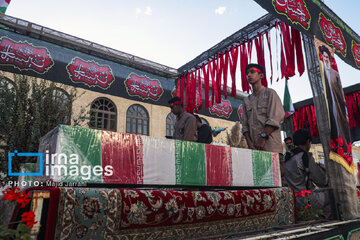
[260,132,269,140]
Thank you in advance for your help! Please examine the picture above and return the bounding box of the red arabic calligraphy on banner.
[319,13,346,57]
[0,37,54,74]
[125,73,164,101]
[351,40,360,68]
[66,57,115,89]
[209,99,233,118]
[272,0,311,30]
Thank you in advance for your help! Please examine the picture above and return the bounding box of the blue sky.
[5,0,360,104]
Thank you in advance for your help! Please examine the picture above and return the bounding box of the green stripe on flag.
[283,79,294,117]
[175,140,206,185]
[283,79,291,111]
[0,7,6,13]
[58,125,102,182]
[252,150,273,186]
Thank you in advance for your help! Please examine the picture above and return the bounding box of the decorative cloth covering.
[38,125,281,187]
[9,187,60,240]
[52,187,295,240]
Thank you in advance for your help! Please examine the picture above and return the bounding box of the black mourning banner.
[254,0,360,71]
[0,28,243,121]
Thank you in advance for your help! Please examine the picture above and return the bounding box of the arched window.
[90,97,117,131]
[166,113,175,137]
[126,104,149,135]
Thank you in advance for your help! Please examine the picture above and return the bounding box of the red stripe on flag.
[102,131,143,184]
[5,0,11,4]
[272,153,280,186]
[205,144,232,186]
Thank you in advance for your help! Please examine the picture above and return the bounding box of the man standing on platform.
[241,63,285,153]
[168,97,197,142]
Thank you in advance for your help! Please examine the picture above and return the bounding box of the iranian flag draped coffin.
[38,125,281,187]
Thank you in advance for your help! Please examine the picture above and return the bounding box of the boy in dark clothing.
[284,129,328,212]
[194,115,213,144]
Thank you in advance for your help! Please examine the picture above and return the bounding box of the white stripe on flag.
[142,136,175,185]
[231,148,254,186]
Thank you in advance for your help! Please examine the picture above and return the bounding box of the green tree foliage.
[0,72,87,182]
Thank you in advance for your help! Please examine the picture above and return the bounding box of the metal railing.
[0,14,178,78]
